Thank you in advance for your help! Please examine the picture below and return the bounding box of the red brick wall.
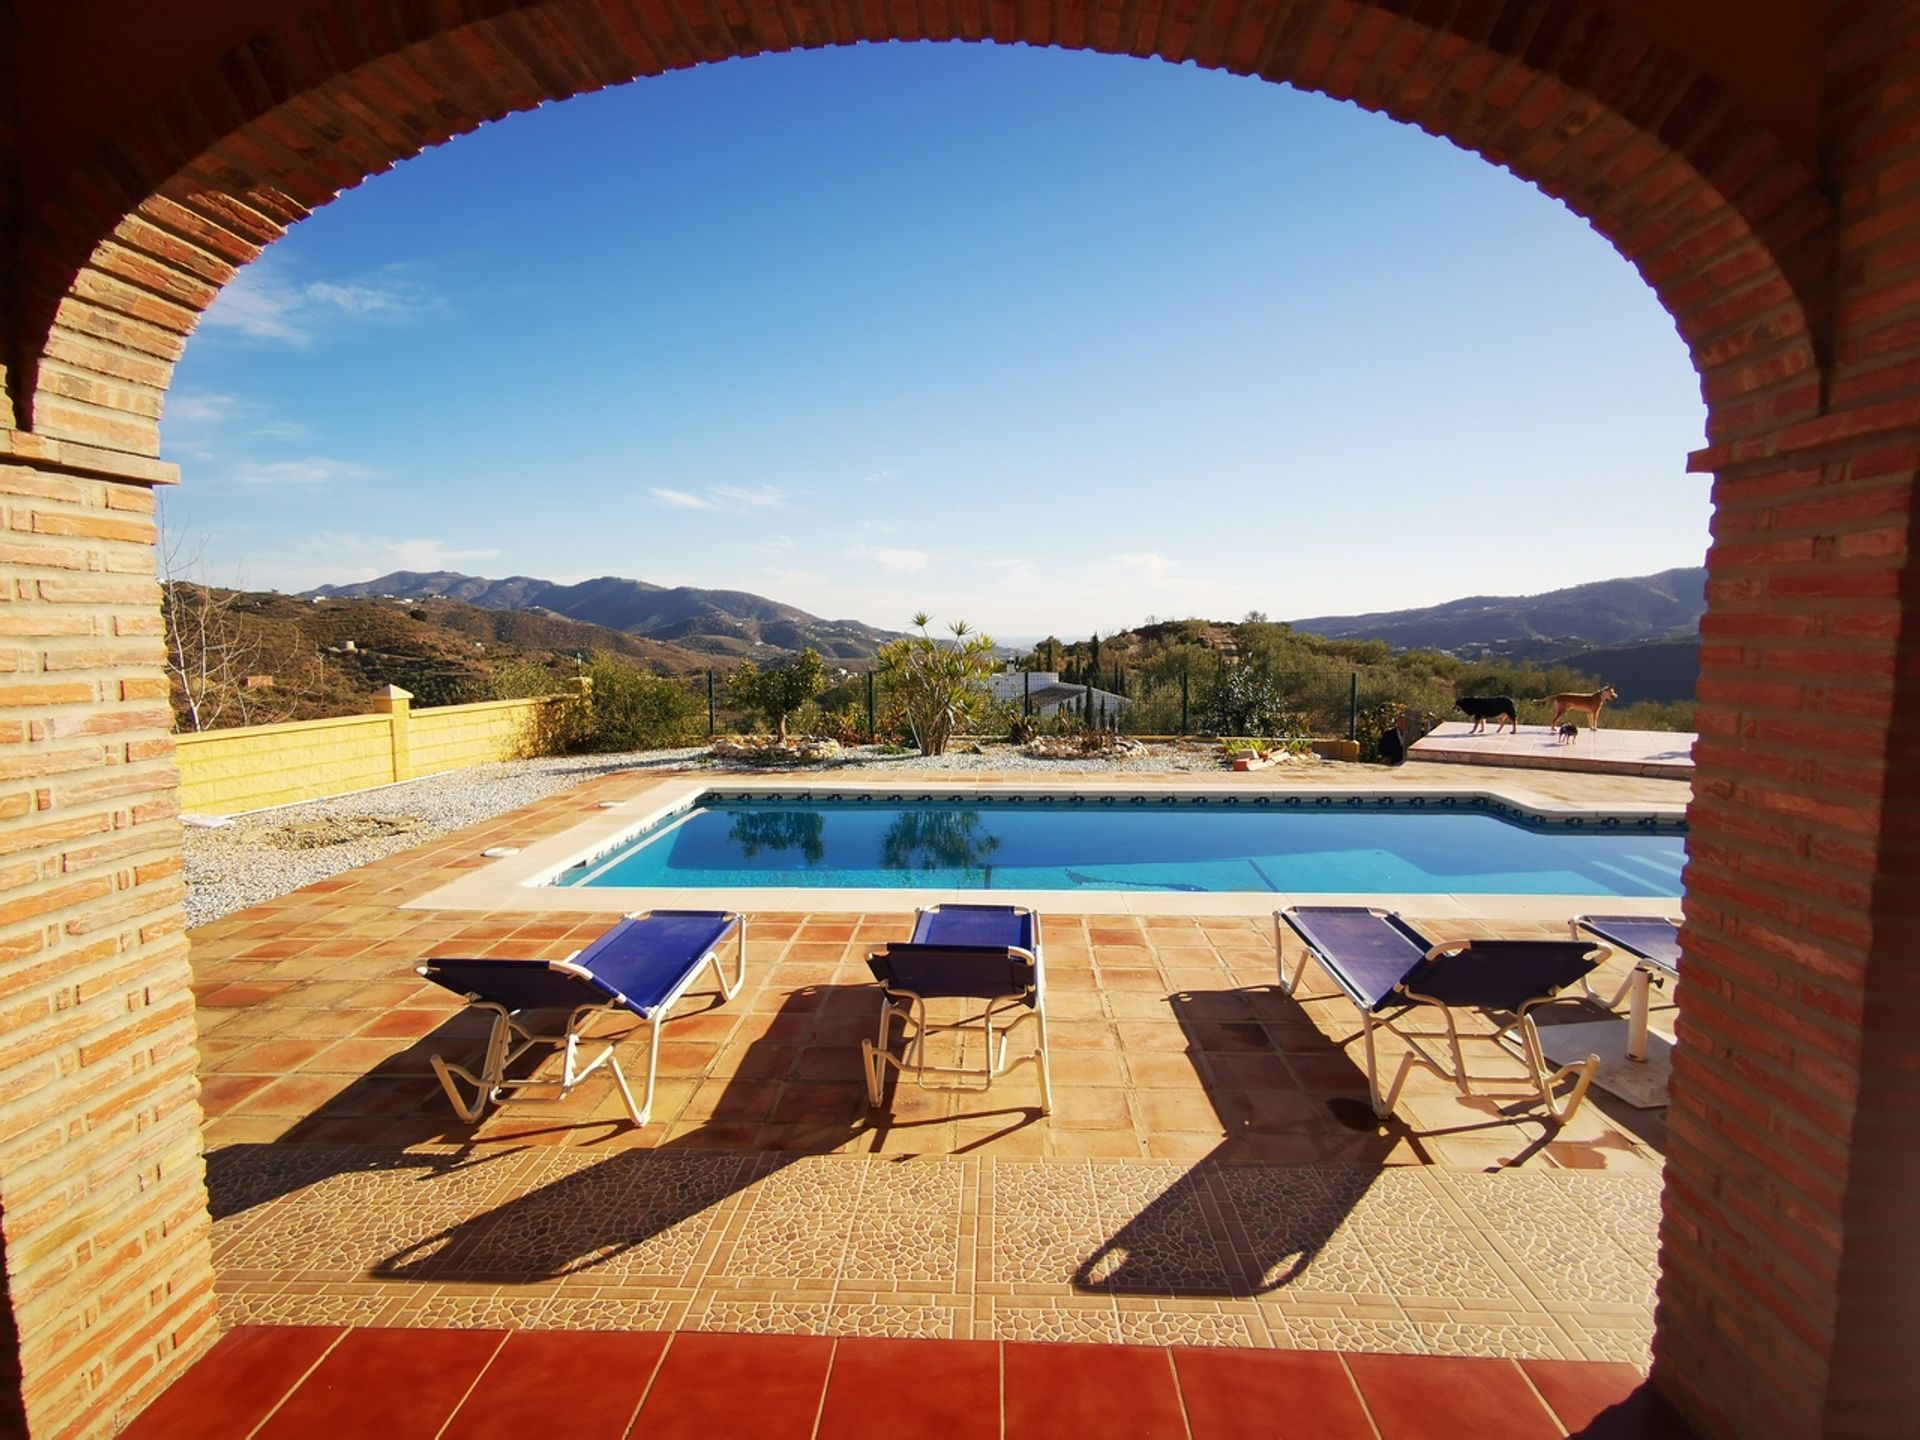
[0,452,214,1437]
[1816,3,1920,1433]
[1,4,21,432]
[1651,3,1920,1434]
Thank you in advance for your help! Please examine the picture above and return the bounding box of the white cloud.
[162,390,313,457]
[200,259,438,347]
[1102,552,1177,586]
[214,457,375,488]
[767,568,825,587]
[376,538,505,572]
[651,487,718,511]
[165,392,238,426]
[851,543,928,574]
[652,484,790,514]
[710,484,789,511]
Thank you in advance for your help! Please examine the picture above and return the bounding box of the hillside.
[1289,566,1706,661]
[164,586,724,731]
[306,570,903,662]
[1550,639,1700,704]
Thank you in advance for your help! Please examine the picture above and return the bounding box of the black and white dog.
[1455,695,1518,735]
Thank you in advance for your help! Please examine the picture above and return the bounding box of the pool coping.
[405,775,1689,919]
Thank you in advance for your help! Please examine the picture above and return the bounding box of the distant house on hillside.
[987,669,1129,723]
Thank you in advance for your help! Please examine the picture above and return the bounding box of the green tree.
[728,649,825,741]
[877,614,998,756]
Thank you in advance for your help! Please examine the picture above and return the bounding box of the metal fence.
[1104,662,1362,739]
[684,664,1375,742]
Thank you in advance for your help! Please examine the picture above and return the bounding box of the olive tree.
[877,615,997,756]
[728,648,826,741]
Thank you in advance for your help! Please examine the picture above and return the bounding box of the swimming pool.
[551,792,1687,897]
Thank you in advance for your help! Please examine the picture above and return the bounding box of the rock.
[708,735,846,764]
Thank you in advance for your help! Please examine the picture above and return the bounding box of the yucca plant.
[876,614,998,756]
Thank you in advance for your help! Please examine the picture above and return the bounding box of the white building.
[986,670,1129,722]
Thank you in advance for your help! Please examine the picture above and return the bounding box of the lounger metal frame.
[862,905,1052,1114]
[1570,915,1681,1063]
[1275,907,1607,1125]
[422,911,746,1127]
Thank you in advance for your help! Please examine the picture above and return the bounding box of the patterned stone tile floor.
[188,764,1678,1375]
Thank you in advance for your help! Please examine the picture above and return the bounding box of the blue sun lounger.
[861,903,1052,1114]
[1275,905,1610,1125]
[1571,914,1681,1063]
[417,909,745,1127]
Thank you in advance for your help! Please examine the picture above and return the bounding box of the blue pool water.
[554,795,1686,896]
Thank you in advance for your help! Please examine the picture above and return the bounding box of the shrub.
[877,615,998,756]
[487,658,587,757]
[821,703,868,746]
[578,655,702,752]
[1195,667,1308,738]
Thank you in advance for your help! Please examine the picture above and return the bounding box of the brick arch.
[13,0,1829,456]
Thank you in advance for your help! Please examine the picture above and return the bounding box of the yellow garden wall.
[410,697,555,778]
[173,690,572,815]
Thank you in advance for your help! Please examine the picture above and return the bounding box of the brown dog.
[1547,684,1618,731]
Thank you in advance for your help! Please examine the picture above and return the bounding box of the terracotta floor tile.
[1004,1342,1185,1439]
[440,1330,669,1439]
[122,1326,342,1440]
[1174,1347,1374,1440]
[1051,1086,1136,1130]
[1345,1354,1560,1439]
[254,1327,505,1439]
[202,981,301,1007]
[196,1074,276,1115]
[771,1081,863,1124]
[818,1338,999,1440]
[1050,1051,1127,1086]
[359,1006,451,1044]
[1134,1090,1226,1132]
[633,1332,832,1440]
[1518,1361,1693,1437]
[245,1073,364,1115]
[221,1038,338,1074]
[1049,1128,1147,1158]
[1125,1052,1205,1088]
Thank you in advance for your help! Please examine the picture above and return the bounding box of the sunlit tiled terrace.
[189,762,1679,1390]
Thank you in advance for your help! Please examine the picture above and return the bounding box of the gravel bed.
[183,741,1247,929]
[184,748,699,928]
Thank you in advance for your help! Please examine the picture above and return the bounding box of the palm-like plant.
[877,614,998,756]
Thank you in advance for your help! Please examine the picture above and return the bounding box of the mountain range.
[302,563,1706,693]
[1289,566,1706,660]
[304,571,904,662]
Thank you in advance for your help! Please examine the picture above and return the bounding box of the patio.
[190,763,1674,1374]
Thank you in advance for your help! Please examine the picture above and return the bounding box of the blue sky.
[162,42,1710,643]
